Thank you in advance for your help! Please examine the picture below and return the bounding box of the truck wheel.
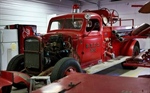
[7,54,24,71]
[132,45,140,56]
[7,54,26,89]
[122,44,140,70]
[2,86,12,93]
[51,57,82,82]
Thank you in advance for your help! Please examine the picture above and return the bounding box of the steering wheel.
[109,9,119,24]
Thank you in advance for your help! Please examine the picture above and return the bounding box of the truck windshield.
[50,18,83,31]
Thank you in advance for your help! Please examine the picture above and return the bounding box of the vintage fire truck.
[5,4,150,90]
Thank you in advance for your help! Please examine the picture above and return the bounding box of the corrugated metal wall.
[0,0,73,33]
[0,0,149,33]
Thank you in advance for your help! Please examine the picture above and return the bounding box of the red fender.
[0,71,13,93]
[121,40,139,56]
[10,71,30,88]
[0,71,30,93]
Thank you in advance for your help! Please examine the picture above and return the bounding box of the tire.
[132,45,140,56]
[122,43,140,70]
[2,86,12,93]
[7,54,26,89]
[7,54,24,71]
[51,57,82,82]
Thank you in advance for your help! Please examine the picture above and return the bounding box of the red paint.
[0,71,13,93]
[5,24,37,54]
[32,73,150,93]
[10,71,30,88]
[131,5,143,7]
[0,71,30,93]
[72,4,79,9]
[65,67,77,76]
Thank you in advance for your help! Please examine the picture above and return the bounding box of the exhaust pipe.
[118,37,124,42]
[112,30,117,35]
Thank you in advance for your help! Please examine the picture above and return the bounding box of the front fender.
[0,71,13,93]
[0,71,30,92]
[10,71,30,88]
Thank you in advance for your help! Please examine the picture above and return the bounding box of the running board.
[84,56,130,74]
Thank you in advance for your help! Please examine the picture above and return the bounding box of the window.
[50,18,83,31]
[50,19,63,30]
[64,18,83,30]
[86,19,100,32]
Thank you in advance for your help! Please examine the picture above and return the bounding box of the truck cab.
[45,13,104,68]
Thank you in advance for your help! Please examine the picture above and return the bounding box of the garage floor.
[11,63,150,93]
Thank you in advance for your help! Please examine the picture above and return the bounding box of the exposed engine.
[43,34,71,68]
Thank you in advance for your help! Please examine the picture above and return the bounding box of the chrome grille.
[24,37,41,69]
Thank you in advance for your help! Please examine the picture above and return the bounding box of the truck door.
[81,19,103,66]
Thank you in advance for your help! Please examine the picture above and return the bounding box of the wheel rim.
[134,51,139,56]
[64,66,77,76]
[133,46,139,56]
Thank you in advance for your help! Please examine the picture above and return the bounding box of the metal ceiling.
[73,0,122,3]
[69,0,123,9]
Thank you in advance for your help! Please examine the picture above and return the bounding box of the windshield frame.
[49,17,84,31]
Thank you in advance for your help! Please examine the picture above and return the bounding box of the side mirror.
[85,13,91,20]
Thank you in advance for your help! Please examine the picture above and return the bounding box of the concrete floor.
[11,63,150,93]
[11,88,27,93]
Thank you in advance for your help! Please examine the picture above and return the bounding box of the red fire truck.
[4,4,150,92]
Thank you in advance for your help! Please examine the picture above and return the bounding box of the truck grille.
[24,37,42,69]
